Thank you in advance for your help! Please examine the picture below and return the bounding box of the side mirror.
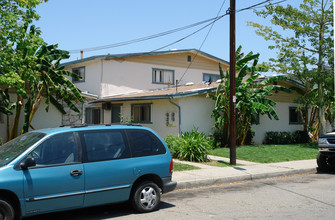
[20,158,36,170]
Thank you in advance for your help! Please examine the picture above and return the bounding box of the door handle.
[70,170,83,177]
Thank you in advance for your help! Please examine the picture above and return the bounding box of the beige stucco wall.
[100,95,215,139]
[100,59,222,98]
[101,99,179,138]
[252,102,304,144]
[0,93,62,143]
[178,95,215,136]
[64,55,226,99]
[64,60,102,97]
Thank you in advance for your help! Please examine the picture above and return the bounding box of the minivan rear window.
[127,130,166,157]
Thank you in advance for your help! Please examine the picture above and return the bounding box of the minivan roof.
[30,124,147,136]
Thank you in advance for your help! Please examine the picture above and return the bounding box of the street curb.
[175,168,317,190]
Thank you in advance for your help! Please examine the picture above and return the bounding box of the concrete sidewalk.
[172,156,317,190]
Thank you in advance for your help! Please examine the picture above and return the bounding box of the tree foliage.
[211,46,292,146]
[248,0,334,137]
[0,0,83,140]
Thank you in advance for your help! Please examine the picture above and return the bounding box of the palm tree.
[211,46,292,146]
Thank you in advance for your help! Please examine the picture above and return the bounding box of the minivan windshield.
[0,132,45,167]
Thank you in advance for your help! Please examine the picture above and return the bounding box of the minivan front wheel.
[317,153,335,172]
[131,181,161,213]
[0,198,15,220]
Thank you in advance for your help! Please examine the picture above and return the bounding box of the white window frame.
[203,73,220,83]
[131,104,152,123]
[152,68,175,85]
[72,66,85,83]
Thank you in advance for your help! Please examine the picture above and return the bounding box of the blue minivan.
[0,125,177,219]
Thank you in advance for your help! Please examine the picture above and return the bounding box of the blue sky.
[34,0,299,66]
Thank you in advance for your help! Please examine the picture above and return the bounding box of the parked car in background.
[0,124,176,219]
[317,132,335,171]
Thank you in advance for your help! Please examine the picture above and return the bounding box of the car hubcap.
[0,211,4,220]
[140,186,157,209]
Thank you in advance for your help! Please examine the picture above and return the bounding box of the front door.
[23,132,84,215]
[111,104,122,123]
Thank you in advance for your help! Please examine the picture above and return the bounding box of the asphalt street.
[27,172,335,220]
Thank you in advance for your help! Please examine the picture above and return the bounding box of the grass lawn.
[174,162,201,171]
[209,142,318,163]
[203,160,231,167]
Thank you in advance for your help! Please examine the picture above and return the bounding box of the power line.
[238,0,287,12]
[69,0,288,55]
[177,0,287,83]
[68,16,223,54]
[150,14,227,53]
[178,0,227,83]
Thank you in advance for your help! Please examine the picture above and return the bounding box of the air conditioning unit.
[102,103,111,110]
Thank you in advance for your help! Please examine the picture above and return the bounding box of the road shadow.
[26,200,175,220]
[316,167,335,175]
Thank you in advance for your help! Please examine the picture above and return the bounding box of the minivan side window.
[83,130,130,162]
[28,132,78,166]
[127,130,166,157]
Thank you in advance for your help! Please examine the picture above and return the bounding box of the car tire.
[317,153,335,172]
[131,181,161,213]
[0,198,15,220]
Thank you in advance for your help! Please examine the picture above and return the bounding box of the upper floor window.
[289,107,304,124]
[152,68,174,85]
[132,104,151,123]
[72,66,85,83]
[203,73,220,83]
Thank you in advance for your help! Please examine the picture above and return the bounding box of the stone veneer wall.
[62,102,83,125]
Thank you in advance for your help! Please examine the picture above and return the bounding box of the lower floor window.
[289,107,304,124]
[132,104,151,123]
[86,108,101,124]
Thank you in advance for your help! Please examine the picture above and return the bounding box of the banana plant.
[6,25,84,139]
[211,46,292,146]
[20,44,84,134]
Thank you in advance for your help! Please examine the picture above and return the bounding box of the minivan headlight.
[318,138,328,145]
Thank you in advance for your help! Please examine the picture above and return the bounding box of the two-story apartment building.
[61,49,229,138]
[61,49,308,144]
[0,49,314,144]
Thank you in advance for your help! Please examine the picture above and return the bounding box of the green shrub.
[264,130,310,144]
[210,129,227,148]
[279,132,292,144]
[264,131,280,144]
[292,130,310,143]
[245,129,255,145]
[165,127,211,162]
[165,134,181,157]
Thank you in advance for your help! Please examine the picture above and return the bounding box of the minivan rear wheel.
[131,181,161,213]
[0,198,15,220]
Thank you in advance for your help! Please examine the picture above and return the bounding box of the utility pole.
[229,0,236,165]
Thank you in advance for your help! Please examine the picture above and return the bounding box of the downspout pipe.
[169,97,181,137]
